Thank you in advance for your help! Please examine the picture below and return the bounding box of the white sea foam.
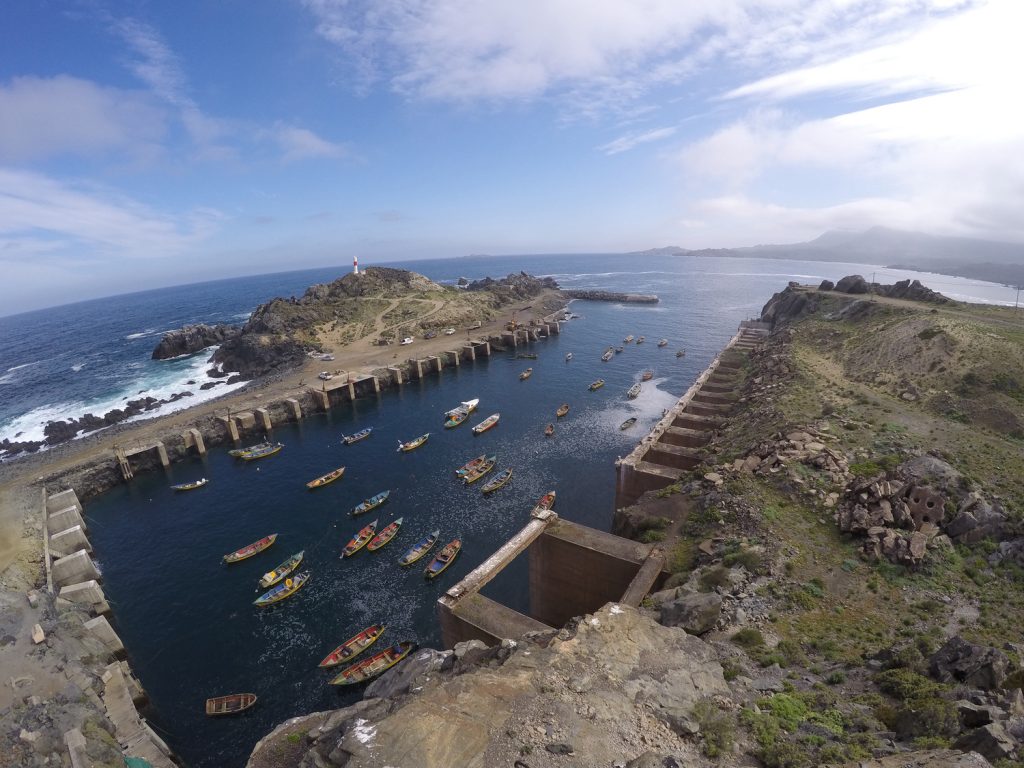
[6,362,37,372]
[71,363,85,372]
[0,373,14,385]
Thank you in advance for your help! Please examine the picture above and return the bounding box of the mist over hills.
[636,227,1024,286]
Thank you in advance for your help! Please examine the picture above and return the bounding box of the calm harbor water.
[39,255,1017,767]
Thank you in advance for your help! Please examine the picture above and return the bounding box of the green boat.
[229,441,270,458]
[352,490,390,516]
[258,551,304,589]
[481,468,512,494]
[398,530,439,566]
[319,624,386,667]
[462,456,497,484]
[241,442,283,461]
[253,571,310,607]
[328,641,416,686]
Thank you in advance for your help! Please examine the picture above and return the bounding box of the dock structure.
[437,510,664,648]
[614,321,769,509]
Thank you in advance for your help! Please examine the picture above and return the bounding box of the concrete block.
[47,505,85,535]
[31,624,45,644]
[50,525,91,557]
[284,397,302,419]
[83,616,125,655]
[183,427,206,455]
[255,408,272,430]
[65,727,88,768]
[51,550,100,587]
[311,389,329,410]
[387,366,404,385]
[218,415,239,442]
[59,580,106,607]
[26,590,39,608]
[234,411,256,429]
[46,489,82,515]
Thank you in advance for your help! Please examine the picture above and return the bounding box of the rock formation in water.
[151,323,242,360]
[563,289,659,303]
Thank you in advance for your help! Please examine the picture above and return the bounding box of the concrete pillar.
[182,428,206,455]
[481,341,491,357]
[284,398,302,420]
[502,332,517,348]
[312,389,330,410]
[388,366,404,385]
[434,356,443,373]
[59,580,107,608]
[550,320,560,334]
[463,345,476,362]
[83,616,125,656]
[48,506,85,535]
[255,408,272,431]
[154,442,169,467]
[413,359,424,380]
[371,375,380,394]
[52,550,101,587]
[446,350,460,367]
[219,416,240,442]
[347,381,356,401]
[65,728,88,768]
[50,525,91,557]
[46,489,82,515]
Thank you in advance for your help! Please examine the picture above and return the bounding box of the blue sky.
[2,0,1021,313]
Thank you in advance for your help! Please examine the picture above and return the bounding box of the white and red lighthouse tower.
[353,255,359,275]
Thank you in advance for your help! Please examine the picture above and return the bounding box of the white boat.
[444,398,480,418]
[627,383,641,399]
[565,353,573,361]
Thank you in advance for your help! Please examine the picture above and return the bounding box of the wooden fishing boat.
[398,530,439,566]
[342,520,378,557]
[306,466,345,490]
[627,382,642,399]
[397,433,429,452]
[624,335,634,343]
[223,534,277,563]
[425,539,461,579]
[342,427,373,445]
[620,417,638,430]
[601,350,614,362]
[205,693,257,716]
[318,624,386,667]
[637,336,645,344]
[544,424,554,437]
[589,379,605,391]
[658,339,669,347]
[565,352,573,361]
[258,551,304,589]
[444,410,470,429]
[366,518,403,551]
[171,478,208,491]
[471,413,500,435]
[676,349,686,358]
[533,491,556,513]
[462,456,497,484]
[615,346,624,353]
[444,398,479,419]
[329,641,416,686]
[352,490,390,516]
[516,353,538,360]
[555,403,569,418]
[455,454,487,477]
[229,441,269,458]
[519,367,533,380]
[254,571,309,607]
[241,442,283,461]
[481,468,513,494]
[641,370,654,381]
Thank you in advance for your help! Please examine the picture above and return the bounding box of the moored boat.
[544,424,554,437]
[519,367,533,380]
[601,350,614,362]
[397,433,429,452]
[342,427,373,445]
[253,571,310,607]
[641,370,653,381]
[481,468,513,494]
[223,534,277,563]
[318,624,386,667]
[516,353,538,360]
[624,335,634,343]
[366,518,403,551]
[229,441,270,458]
[471,413,500,435]
[462,456,497,484]
[205,693,257,716]
[241,442,283,461]
[555,403,569,418]
[306,466,345,490]
[455,454,487,477]
[658,338,668,347]
[328,641,416,686]
[627,383,641,399]
[615,346,624,353]
[444,410,470,429]
[398,530,440,566]
[171,478,208,491]
[352,490,390,516]
[444,398,479,419]
[533,491,556,513]
[343,520,378,557]
[620,417,638,430]
[637,336,645,344]
[425,539,461,579]
[258,551,304,589]
[565,352,573,361]
[589,379,605,391]
[676,349,686,358]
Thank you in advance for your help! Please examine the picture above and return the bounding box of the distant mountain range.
[633,227,1024,286]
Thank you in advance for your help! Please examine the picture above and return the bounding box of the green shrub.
[693,699,735,758]
[825,670,846,685]
[700,565,731,592]
[732,628,765,648]
[721,658,742,681]
[668,540,696,574]
[760,741,813,768]
[639,529,666,543]
[763,693,809,732]
[724,547,764,573]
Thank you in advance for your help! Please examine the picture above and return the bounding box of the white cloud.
[598,127,676,155]
[271,123,352,162]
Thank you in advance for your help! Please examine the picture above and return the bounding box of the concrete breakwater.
[562,289,659,303]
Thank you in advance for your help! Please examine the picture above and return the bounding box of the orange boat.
[533,491,556,513]
[318,624,386,667]
[343,520,377,557]
[306,466,345,489]
[223,534,277,564]
[366,518,403,551]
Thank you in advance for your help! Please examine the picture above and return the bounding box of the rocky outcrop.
[929,637,1010,691]
[835,274,871,294]
[563,289,659,303]
[211,334,307,379]
[151,323,241,360]
[465,271,559,301]
[877,278,953,304]
[855,751,993,767]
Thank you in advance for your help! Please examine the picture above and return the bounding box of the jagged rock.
[835,274,870,294]
[626,753,683,768]
[958,700,1002,728]
[954,722,1017,761]
[930,637,1009,690]
[363,648,453,700]
[659,592,722,635]
[854,749,994,767]
[151,323,241,360]
[819,279,835,291]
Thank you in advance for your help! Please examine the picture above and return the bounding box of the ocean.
[2,254,1017,767]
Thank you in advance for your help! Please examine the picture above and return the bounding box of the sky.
[2,0,1023,314]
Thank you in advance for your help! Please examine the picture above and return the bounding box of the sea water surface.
[4,254,1018,767]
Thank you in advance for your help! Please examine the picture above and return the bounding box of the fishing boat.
[589,379,605,391]
[329,641,416,686]
[565,352,573,361]
[455,454,487,477]
[676,349,686,358]
[462,456,497,484]
[398,530,439,566]
[555,403,569,418]
[318,624,386,667]
[444,398,479,428]
[516,353,538,360]
[624,335,634,343]
[229,441,270,458]
[397,433,429,452]
[444,398,479,418]
[306,466,345,490]
[481,468,513,494]
[425,539,461,579]
[620,417,638,430]
[658,339,669,347]
[471,413,500,435]
[342,520,378,557]
[254,571,310,607]
[615,346,624,353]
[641,370,654,381]
[601,350,614,362]
[544,424,554,437]
[637,336,645,344]
[241,442,283,461]
[627,383,642,399]
[171,478,208,491]
[205,693,257,716]
[533,491,556,513]
[352,490,390,516]
[223,534,277,563]
[342,427,373,445]
[258,551,304,589]
[366,518,403,551]
[519,367,533,380]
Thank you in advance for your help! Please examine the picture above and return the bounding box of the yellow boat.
[555,404,569,418]
[223,534,277,563]
[258,551,304,589]
[306,466,345,489]
[397,433,429,452]
[253,571,309,607]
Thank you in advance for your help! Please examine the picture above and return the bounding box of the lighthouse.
[353,255,359,275]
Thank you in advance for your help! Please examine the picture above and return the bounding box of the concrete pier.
[426,355,442,373]
[46,489,82,515]
[462,344,476,362]
[255,407,272,431]
[219,415,240,442]
[445,350,460,367]
[59,580,110,614]
[233,411,256,430]
[412,359,425,380]
[285,398,302,419]
[311,389,330,410]
[50,525,92,557]
[101,663,175,767]
[47,505,85,535]
[84,616,125,656]
[502,331,517,348]
[52,550,101,587]
[388,366,404,385]
[182,427,206,455]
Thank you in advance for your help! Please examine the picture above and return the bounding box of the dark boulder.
[954,722,1017,761]
[835,274,870,294]
[929,637,1009,690]
[151,323,241,360]
[659,592,722,635]
[819,279,835,291]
